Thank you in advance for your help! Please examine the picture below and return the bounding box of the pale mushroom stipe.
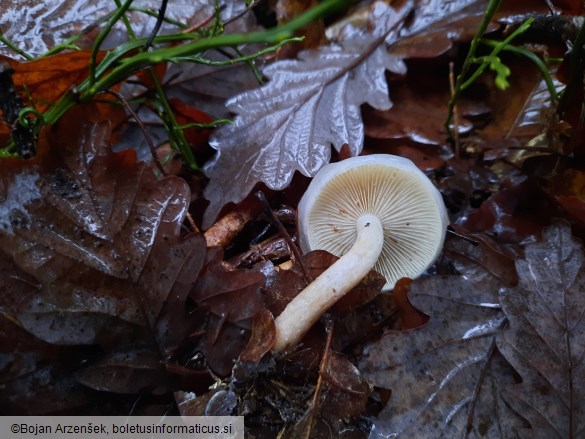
[273,154,449,351]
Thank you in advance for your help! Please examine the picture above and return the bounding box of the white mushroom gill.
[273,154,448,351]
[299,156,447,291]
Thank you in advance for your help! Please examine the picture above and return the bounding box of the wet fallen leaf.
[75,348,167,394]
[0,0,227,57]
[549,168,585,227]
[239,309,276,363]
[3,51,103,111]
[391,0,496,58]
[462,175,551,243]
[1,361,90,415]
[391,278,428,330]
[188,248,266,375]
[0,105,204,346]
[276,0,325,59]
[497,221,585,438]
[360,220,584,438]
[283,352,372,438]
[203,1,410,227]
[364,74,490,148]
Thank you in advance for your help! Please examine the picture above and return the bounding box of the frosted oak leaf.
[202,2,411,228]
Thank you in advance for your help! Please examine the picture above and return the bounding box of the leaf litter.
[1,0,585,437]
[360,220,585,438]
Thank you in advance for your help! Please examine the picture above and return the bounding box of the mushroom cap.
[297,154,448,291]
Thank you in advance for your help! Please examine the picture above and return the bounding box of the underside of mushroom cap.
[297,154,449,291]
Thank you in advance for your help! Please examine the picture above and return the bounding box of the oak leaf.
[0,107,204,346]
[359,221,585,438]
[202,1,410,227]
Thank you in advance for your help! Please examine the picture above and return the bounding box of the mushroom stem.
[273,214,384,351]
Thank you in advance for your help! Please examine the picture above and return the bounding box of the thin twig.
[145,0,168,50]
[304,320,335,439]
[449,62,461,159]
[185,212,200,234]
[223,0,261,27]
[99,89,167,177]
[182,5,226,34]
[255,191,312,285]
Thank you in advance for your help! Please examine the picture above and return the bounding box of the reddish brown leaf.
[321,351,371,416]
[438,158,499,219]
[392,278,428,330]
[392,2,500,59]
[364,74,489,150]
[1,52,105,113]
[169,98,214,151]
[555,0,585,14]
[276,0,325,59]
[239,309,276,363]
[333,293,399,351]
[75,348,167,394]
[191,248,265,323]
[549,168,585,226]
[188,248,266,375]
[0,105,203,346]
[479,56,548,141]
[189,309,253,377]
[446,227,520,287]
[557,196,585,225]
[462,176,551,242]
[282,351,372,438]
[135,62,168,91]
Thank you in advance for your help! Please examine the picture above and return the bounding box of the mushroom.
[273,154,448,351]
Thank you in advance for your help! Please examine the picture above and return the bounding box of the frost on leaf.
[359,221,585,438]
[202,2,410,227]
